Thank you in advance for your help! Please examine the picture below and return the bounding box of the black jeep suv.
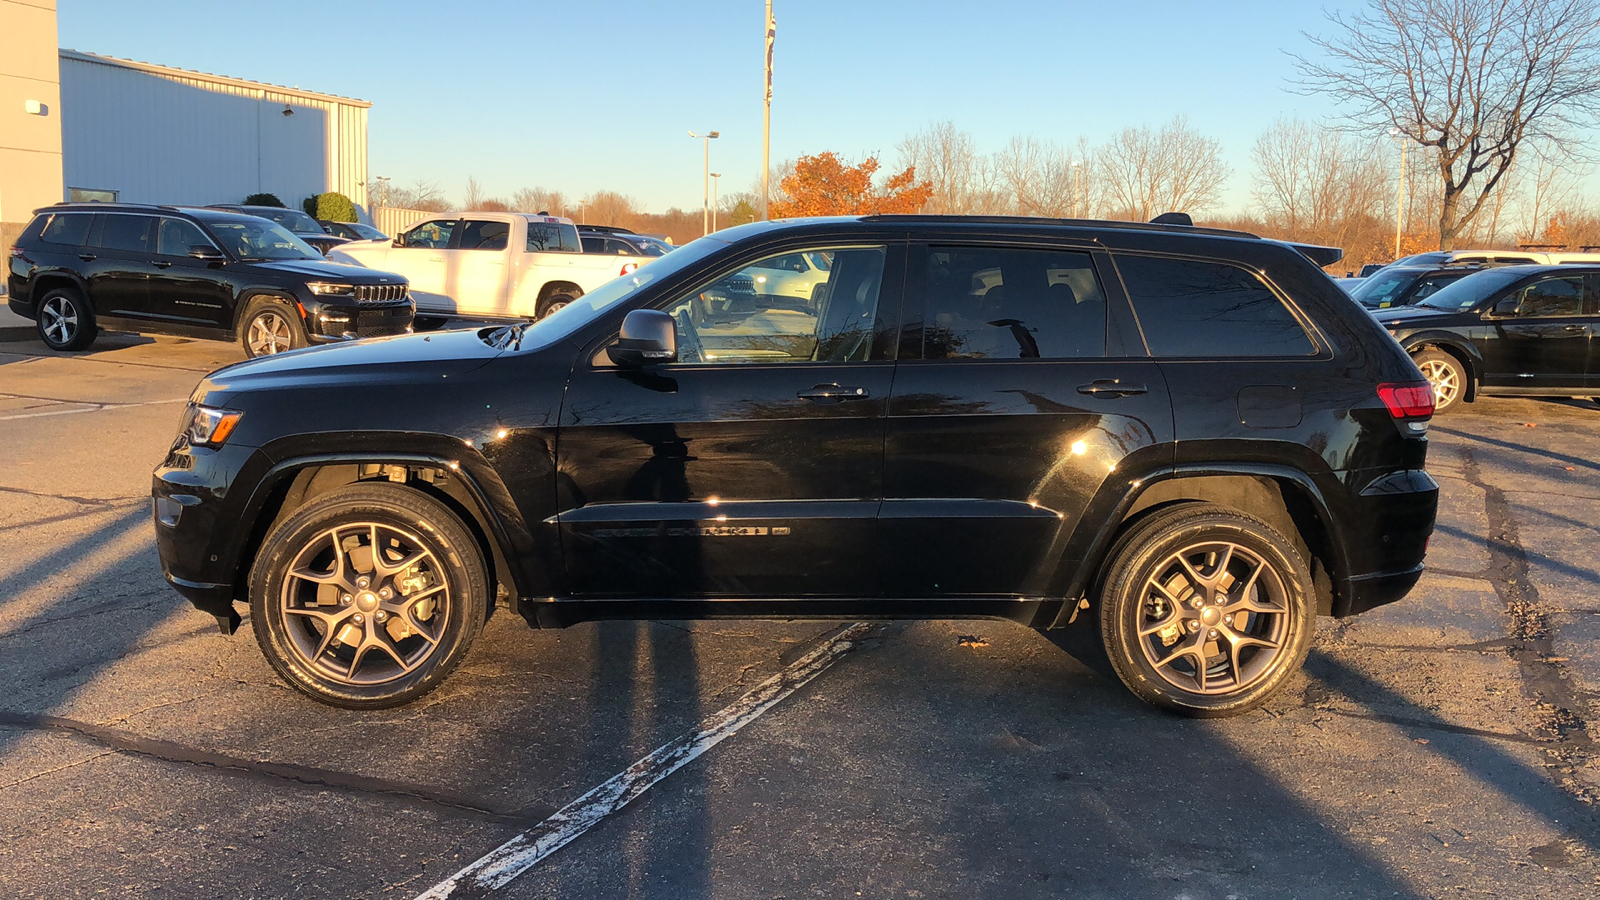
[153,215,1438,716]
[7,203,413,356]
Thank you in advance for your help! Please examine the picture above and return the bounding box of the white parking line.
[413,622,875,899]
[0,398,187,421]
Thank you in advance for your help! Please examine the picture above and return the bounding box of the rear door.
[882,241,1173,599]
[555,241,904,598]
[87,213,159,321]
[1585,274,1600,390]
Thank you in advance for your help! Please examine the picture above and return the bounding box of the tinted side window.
[580,236,603,253]
[1517,276,1584,317]
[401,220,455,249]
[1116,255,1315,357]
[1410,274,1462,301]
[527,223,580,252]
[96,215,156,253]
[157,218,213,256]
[922,246,1106,360]
[458,220,510,251]
[41,213,94,246]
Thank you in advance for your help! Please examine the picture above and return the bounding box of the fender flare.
[1050,462,1350,628]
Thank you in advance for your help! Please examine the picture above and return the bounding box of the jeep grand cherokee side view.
[153,215,1438,717]
[7,203,413,356]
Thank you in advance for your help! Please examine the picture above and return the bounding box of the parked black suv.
[1372,264,1600,413]
[153,215,1438,716]
[1349,262,1486,310]
[7,203,414,356]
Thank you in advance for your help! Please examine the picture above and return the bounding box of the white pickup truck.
[328,213,644,320]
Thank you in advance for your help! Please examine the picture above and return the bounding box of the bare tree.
[1510,133,1595,243]
[1251,117,1389,251]
[1097,117,1231,220]
[993,136,1089,217]
[897,121,997,213]
[579,191,639,228]
[511,187,567,216]
[1297,0,1600,249]
[386,179,448,213]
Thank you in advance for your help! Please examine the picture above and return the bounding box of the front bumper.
[304,297,415,343]
[152,439,269,629]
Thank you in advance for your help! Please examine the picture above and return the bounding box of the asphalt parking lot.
[2,329,1599,899]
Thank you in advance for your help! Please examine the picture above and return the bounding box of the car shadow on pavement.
[1431,424,1600,476]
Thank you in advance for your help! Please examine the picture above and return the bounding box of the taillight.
[1377,382,1434,419]
[620,262,638,275]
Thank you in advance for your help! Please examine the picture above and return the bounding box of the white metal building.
[57,50,370,210]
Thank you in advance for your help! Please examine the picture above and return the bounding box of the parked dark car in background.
[1349,263,1486,309]
[578,229,668,257]
[1373,264,1600,413]
[7,203,414,356]
[153,213,1437,718]
[208,204,349,256]
[320,220,388,242]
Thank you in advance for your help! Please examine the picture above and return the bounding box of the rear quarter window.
[1115,254,1316,357]
[40,213,94,246]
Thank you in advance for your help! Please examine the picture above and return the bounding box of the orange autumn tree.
[769,152,933,217]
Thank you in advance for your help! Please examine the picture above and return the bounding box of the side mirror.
[1491,298,1520,317]
[188,244,225,261]
[391,236,405,247]
[611,309,677,367]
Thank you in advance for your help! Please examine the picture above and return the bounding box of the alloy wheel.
[1134,540,1290,695]
[1417,358,1459,407]
[277,522,452,686]
[40,296,79,345]
[247,311,293,355]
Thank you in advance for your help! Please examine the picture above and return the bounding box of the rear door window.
[1516,276,1585,317]
[527,222,580,252]
[95,214,156,253]
[458,220,510,251]
[919,246,1107,359]
[41,213,94,246]
[1115,255,1316,357]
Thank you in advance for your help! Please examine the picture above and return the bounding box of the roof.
[58,49,372,109]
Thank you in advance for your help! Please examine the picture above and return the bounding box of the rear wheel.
[1099,503,1314,717]
[249,484,488,708]
[241,298,306,357]
[537,290,579,319]
[1412,348,1466,414]
[36,287,98,351]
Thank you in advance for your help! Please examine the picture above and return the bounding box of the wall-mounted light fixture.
[281,105,294,117]
[24,99,49,116]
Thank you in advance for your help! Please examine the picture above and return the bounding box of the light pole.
[689,130,720,235]
[1069,161,1082,218]
[1390,126,1407,260]
[763,0,775,220]
[710,173,721,232]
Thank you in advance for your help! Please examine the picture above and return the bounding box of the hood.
[198,327,506,403]
[248,258,406,283]
[1370,305,1480,328]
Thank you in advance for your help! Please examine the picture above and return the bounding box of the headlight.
[307,282,356,296]
[180,404,243,448]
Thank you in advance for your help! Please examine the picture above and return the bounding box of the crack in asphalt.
[0,709,555,823]
[0,485,144,508]
[1459,446,1599,801]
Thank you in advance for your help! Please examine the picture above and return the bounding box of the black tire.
[249,483,488,709]
[240,298,307,358]
[35,286,98,351]
[537,291,579,319]
[1098,503,1314,718]
[1412,348,1466,414]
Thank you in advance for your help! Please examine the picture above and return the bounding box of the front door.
[882,242,1173,598]
[1480,273,1592,390]
[393,219,457,312]
[148,217,233,332]
[555,242,904,598]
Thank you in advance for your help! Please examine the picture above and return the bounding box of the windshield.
[1350,270,1417,307]
[491,235,731,350]
[259,208,324,234]
[348,223,385,240]
[1417,268,1530,310]
[203,218,321,261]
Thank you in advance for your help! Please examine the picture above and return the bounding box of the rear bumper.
[1330,468,1438,617]
[1336,564,1426,617]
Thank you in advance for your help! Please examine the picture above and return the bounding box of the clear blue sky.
[59,0,1369,213]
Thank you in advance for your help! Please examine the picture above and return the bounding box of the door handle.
[1077,379,1148,397]
[151,260,173,268]
[78,253,97,262]
[428,256,444,263]
[798,384,870,402]
[1564,325,1586,332]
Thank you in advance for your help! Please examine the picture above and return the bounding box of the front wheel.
[241,299,307,357]
[537,291,579,319]
[249,484,488,708]
[1099,503,1314,717]
[1412,348,1466,414]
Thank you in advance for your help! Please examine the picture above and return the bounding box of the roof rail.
[856,214,1259,240]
